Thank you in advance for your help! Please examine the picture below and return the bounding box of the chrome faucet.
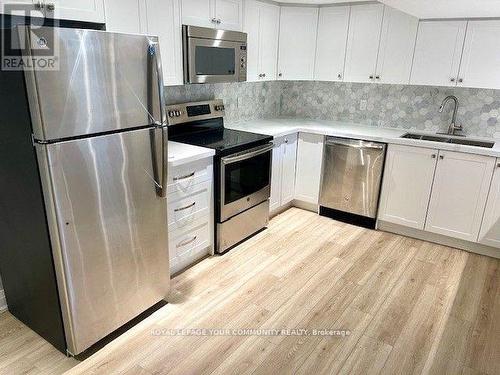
[438,95,463,136]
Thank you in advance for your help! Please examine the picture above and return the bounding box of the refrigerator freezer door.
[22,26,165,141]
[37,127,169,355]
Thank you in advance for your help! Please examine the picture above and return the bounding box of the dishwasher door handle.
[325,138,385,150]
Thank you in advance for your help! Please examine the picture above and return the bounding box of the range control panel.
[166,99,225,125]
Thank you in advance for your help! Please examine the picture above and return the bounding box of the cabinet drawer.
[168,159,213,195]
[167,182,210,231]
[169,219,210,258]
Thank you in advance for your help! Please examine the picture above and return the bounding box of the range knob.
[175,110,181,117]
[215,105,225,111]
[168,110,175,117]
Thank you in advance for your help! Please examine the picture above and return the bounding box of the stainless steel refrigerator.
[0,26,169,355]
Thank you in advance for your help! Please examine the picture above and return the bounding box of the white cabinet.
[375,6,418,84]
[144,0,183,86]
[378,145,437,230]
[270,133,297,214]
[46,0,105,23]
[294,133,324,205]
[410,21,467,87]
[277,6,318,81]
[457,20,500,90]
[181,0,213,28]
[344,3,384,83]
[215,0,243,31]
[270,140,283,213]
[167,156,214,274]
[244,0,279,82]
[479,160,500,248]
[425,151,494,242]
[105,0,183,86]
[104,0,146,34]
[181,0,243,31]
[314,6,350,82]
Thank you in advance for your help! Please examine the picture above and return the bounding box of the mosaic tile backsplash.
[166,81,500,138]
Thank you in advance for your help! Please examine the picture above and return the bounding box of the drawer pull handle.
[174,202,196,212]
[176,236,197,248]
[173,172,195,181]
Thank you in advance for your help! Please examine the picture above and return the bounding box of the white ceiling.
[278,0,500,19]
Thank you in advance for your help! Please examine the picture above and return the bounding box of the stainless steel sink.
[401,133,495,148]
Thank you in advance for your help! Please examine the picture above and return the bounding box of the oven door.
[220,143,273,222]
[186,37,244,84]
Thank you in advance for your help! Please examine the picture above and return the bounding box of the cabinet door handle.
[439,155,444,160]
[173,171,195,181]
[174,202,196,212]
[211,17,217,23]
[35,1,44,9]
[450,77,456,82]
[278,73,282,77]
[337,73,342,79]
[497,162,500,168]
[458,78,463,83]
[176,236,197,248]
[46,2,55,11]
[375,75,380,80]
[369,75,374,79]
[431,154,437,158]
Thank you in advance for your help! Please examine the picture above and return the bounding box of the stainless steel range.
[167,100,272,253]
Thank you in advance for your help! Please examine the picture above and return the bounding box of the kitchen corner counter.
[225,118,500,158]
[168,141,215,167]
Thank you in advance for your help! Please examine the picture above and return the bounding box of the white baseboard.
[378,220,500,259]
[0,289,6,312]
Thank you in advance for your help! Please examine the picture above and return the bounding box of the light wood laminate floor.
[0,208,498,375]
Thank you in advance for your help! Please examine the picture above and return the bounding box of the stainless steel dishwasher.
[319,137,386,228]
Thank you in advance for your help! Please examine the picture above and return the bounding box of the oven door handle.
[221,143,273,165]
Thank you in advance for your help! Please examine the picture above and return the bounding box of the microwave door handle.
[148,40,167,198]
[221,143,273,165]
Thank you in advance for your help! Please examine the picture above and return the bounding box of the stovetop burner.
[167,100,272,156]
[170,126,272,155]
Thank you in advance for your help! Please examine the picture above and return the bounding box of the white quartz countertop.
[226,118,500,158]
[168,141,214,167]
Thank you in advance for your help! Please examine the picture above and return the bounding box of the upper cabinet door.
[145,0,183,86]
[425,151,495,242]
[181,0,214,28]
[479,160,500,248]
[375,6,418,84]
[243,0,260,82]
[314,6,350,82]
[258,2,279,80]
[46,0,105,23]
[105,0,147,34]
[215,0,243,31]
[458,20,500,89]
[410,21,467,87]
[278,6,318,81]
[344,4,384,84]
[243,0,279,82]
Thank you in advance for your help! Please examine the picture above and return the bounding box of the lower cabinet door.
[425,150,495,242]
[479,160,500,247]
[378,144,437,229]
[280,133,297,205]
[269,137,283,213]
[294,133,324,204]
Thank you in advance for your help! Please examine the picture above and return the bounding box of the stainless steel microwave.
[182,25,247,84]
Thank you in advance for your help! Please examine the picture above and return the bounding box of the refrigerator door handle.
[151,126,167,198]
[148,40,167,198]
